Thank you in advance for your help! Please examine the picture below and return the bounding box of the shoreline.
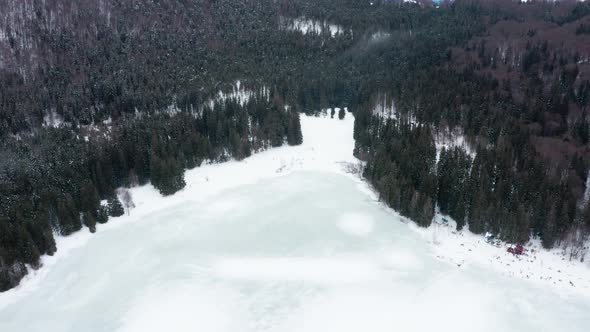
[1,113,589,309]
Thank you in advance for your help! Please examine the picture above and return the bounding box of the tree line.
[0,94,302,290]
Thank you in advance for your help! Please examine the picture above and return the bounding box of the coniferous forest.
[2,0,590,291]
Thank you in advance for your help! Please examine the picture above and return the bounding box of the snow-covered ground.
[414,214,590,295]
[1,113,589,331]
[434,128,477,161]
[206,80,270,109]
[42,109,67,128]
[280,16,345,38]
[370,31,391,43]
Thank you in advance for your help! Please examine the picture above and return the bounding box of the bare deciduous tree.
[562,222,589,262]
[128,169,139,187]
[119,188,135,215]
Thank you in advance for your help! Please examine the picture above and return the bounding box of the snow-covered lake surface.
[1,114,590,331]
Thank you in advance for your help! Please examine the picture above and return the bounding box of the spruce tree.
[96,206,109,224]
[79,181,100,213]
[542,203,557,248]
[286,112,303,146]
[83,212,97,233]
[57,194,82,236]
[107,196,125,217]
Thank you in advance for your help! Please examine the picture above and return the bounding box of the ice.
[119,283,244,332]
[337,213,374,237]
[1,114,590,331]
[211,255,383,284]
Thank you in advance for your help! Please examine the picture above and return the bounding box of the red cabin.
[507,244,524,255]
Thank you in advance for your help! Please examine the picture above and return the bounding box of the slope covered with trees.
[354,0,590,254]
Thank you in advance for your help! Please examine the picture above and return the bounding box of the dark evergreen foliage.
[351,1,590,252]
[107,197,125,218]
[96,206,109,224]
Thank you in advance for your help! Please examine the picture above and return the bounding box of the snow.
[582,169,590,206]
[415,213,590,295]
[434,128,477,161]
[370,31,391,43]
[280,17,345,38]
[337,213,375,237]
[1,113,590,331]
[211,256,384,284]
[370,94,420,127]
[0,27,7,42]
[371,94,398,119]
[162,101,181,116]
[42,110,67,128]
[207,80,270,109]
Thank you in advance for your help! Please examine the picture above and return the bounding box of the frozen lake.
[1,114,589,331]
[1,171,589,332]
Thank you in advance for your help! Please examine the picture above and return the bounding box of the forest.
[2,0,590,291]
[354,0,590,260]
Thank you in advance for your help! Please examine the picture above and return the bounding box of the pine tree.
[542,202,557,248]
[96,206,109,224]
[83,212,97,233]
[57,194,82,235]
[151,157,186,196]
[293,112,303,145]
[79,181,100,213]
[107,196,125,217]
[16,226,41,268]
[287,112,303,146]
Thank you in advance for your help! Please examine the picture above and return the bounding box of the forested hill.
[354,0,590,252]
[2,0,590,291]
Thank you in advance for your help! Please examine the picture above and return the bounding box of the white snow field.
[1,113,590,332]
